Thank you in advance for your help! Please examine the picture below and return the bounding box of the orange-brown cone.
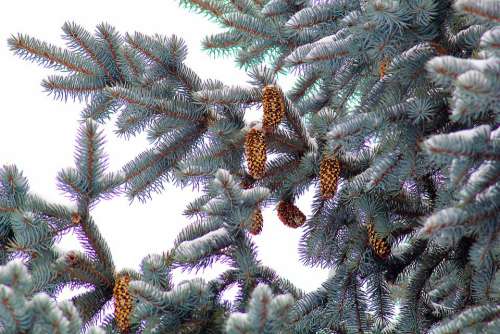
[367,223,391,259]
[277,201,306,228]
[245,128,266,179]
[262,85,285,132]
[114,274,132,333]
[320,155,340,199]
[379,58,390,78]
[249,208,263,235]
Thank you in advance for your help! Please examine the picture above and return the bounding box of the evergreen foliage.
[2,0,499,332]
[0,260,104,334]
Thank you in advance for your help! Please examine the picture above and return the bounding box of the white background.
[0,0,328,298]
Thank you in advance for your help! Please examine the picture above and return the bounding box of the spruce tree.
[2,0,499,333]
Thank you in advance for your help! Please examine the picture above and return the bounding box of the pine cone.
[320,155,340,199]
[367,223,391,259]
[114,274,133,333]
[379,57,390,78]
[245,128,267,179]
[250,208,263,235]
[277,201,306,228]
[262,85,285,132]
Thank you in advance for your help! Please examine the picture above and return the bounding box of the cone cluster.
[114,274,132,333]
[367,223,391,259]
[243,84,287,179]
[277,201,306,228]
[250,208,263,235]
[320,155,341,199]
[245,128,267,179]
[262,85,285,132]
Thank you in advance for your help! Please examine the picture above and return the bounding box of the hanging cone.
[245,128,267,179]
[114,274,133,333]
[262,85,285,132]
[277,201,306,228]
[320,155,341,199]
[367,223,391,259]
[379,57,390,78]
[249,208,263,235]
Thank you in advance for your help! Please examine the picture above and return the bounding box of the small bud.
[71,212,81,225]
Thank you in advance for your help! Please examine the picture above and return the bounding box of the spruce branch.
[7,33,99,75]
[61,21,114,80]
[455,0,500,24]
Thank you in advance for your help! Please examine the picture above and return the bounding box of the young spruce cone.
[114,274,133,333]
[277,201,306,228]
[367,223,391,259]
[245,128,266,179]
[262,85,285,132]
[320,155,341,199]
[250,208,263,235]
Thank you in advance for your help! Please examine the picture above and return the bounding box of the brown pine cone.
[262,85,285,132]
[367,223,391,259]
[320,155,340,199]
[277,201,306,228]
[245,128,267,179]
[379,57,390,78]
[249,208,263,235]
[114,274,133,333]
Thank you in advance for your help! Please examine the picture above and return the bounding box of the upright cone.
[320,155,341,199]
[367,223,391,259]
[262,85,285,132]
[277,201,306,228]
[250,208,263,235]
[114,274,133,333]
[245,128,267,179]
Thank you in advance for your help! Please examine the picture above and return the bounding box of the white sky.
[0,0,328,296]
